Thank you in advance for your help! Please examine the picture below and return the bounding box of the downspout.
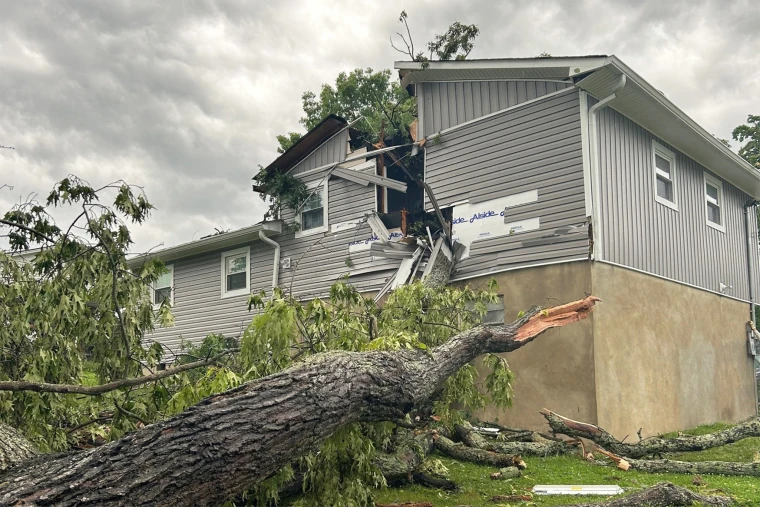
[259,230,280,294]
[744,199,760,417]
[744,200,759,323]
[587,74,627,261]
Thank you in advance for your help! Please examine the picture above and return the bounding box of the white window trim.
[652,140,678,211]
[220,246,251,299]
[704,172,726,233]
[151,264,174,308]
[294,181,329,239]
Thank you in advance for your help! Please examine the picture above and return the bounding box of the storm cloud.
[1,0,758,252]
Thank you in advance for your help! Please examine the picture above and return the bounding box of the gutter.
[587,74,627,261]
[258,230,280,294]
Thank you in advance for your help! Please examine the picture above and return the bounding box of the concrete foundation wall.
[591,262,757,438]
[454,261,597,432]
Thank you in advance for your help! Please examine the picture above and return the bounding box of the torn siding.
[420,80,573,137]
[594,101,760,301]
[277,168,398,299]
[289,129,349,176]
[425,89,588,281]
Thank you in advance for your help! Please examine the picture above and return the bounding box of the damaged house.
[131,55,760,437]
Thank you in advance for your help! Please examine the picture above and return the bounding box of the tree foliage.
[733,114,760,168]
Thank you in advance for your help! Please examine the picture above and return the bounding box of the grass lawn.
[372,423,760,506]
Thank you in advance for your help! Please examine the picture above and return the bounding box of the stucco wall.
[591,262,757,438]
[453,261,597,432]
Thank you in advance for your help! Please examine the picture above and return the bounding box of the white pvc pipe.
[258,230,280,293]
[588,74,627,261]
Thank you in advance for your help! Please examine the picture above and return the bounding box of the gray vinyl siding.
[147,244,274,352]
[278,171,398,299]
[289,129,349,176]
[425,89,589,281]
[420,80,572,137]
[595,103,760,301]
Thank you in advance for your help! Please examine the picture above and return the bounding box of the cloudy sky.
[1,0,758,253]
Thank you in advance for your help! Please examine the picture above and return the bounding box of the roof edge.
[127,221,283,268]
[605,56,760,183]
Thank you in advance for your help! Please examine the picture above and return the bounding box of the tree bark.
[542,409,760,459]
[434,434,523,468]
[0,423,38,470]
[456,421,575,456]
[373,430,435,484]
[0,296,599,507]
[554,481,733,507]
[604,453,760,478]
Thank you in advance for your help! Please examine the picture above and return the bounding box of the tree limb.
[0,297,598,506]
[542,409,760,459]
[0,349,239,395]
[0,218,56,244]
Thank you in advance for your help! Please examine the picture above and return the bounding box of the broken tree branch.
[555,481,732,507]
[597,447,760,478]
[0,349,239,395]
[542,409,760,459]
[456,421,575,456]
[434,434,525,468]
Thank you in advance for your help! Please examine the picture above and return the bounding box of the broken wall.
[424,89,589,282]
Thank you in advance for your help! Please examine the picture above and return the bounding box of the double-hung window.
[153,265,173,306]
[221,247,250,298]
[295,183,328,238]
[704,173,725,232]
[653,141,677,210]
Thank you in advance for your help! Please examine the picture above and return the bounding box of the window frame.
[703,172,726,233]
[220,246,251,299]
[652,140,678,211]
[151,264,174,308]
[295,181,329,238]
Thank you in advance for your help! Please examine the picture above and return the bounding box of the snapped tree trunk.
[555,481,733,507]
[0,297,599,507]
[542,410,760,459]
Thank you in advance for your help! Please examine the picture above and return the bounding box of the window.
[152,265,173,306]
[295,183,328,238]
[704,173,725,232]
[653,141,677,210]
[221,247,250,298]
[467,295,505,325]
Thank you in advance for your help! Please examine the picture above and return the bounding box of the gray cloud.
[1,0,758,252]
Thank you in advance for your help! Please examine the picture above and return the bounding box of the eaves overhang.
[395,56,608,88]
[126,220,283,268]
[576,56,760,198]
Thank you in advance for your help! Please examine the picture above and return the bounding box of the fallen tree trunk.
[542,409,760,458]
[555,481,732,507]
[456,421,575,456]
[0,296,599,507]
